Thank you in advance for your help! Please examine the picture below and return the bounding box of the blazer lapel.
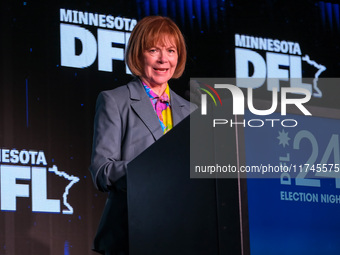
[128,79,164,141]
[170,89,186,126]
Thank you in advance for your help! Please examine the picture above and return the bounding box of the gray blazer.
[90,78,195,254]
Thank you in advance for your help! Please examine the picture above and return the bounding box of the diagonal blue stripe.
[319,1,326,27]
[326,2,333,30]
[334,4,340,31]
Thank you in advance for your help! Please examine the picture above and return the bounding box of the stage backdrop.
[1,0,339,254]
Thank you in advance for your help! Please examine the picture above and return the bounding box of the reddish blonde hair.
[126,16,186,79]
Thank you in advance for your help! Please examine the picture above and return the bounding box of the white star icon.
[277,129,290,148]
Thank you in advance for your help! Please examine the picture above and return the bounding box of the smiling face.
[140,36,178,92]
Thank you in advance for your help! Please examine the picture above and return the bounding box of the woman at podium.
[90,16,195,255]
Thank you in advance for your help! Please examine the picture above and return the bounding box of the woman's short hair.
[126,16,186,79]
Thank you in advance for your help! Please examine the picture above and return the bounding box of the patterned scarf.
[143,83,173,134]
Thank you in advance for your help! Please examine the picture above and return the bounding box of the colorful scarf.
[143,83,173,134]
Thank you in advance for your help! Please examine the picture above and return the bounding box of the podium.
[127,110,246,255]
